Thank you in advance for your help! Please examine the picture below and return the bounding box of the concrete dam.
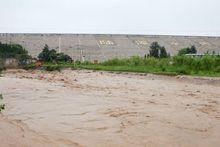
[0,33,220,61]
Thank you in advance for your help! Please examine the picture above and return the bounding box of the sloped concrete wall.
[0,33,220,61]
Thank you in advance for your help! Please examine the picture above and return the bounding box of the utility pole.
[77,36,84,62]
[58,36,61,53]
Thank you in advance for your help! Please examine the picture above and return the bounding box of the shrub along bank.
[77,56,220,76]
[26,55,220,77]
[2,42,220,77]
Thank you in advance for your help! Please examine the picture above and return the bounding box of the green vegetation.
[178,45,197,55]
[38,44,72,63]
[148,42,168,58]
[26,55,220,77]
[77,56,220,76]
[0,42,31,67]
[0,42,28,59]
[0,94,5,112]
[1,41,219,77]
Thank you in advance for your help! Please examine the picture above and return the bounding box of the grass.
[77,56,220,77]
[78,64,177,75]
[24,55,220,77]
[78,64,220,77]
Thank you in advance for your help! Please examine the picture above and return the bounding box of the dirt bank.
[0,69,220,147]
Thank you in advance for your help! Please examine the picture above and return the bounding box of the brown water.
[0,69,220,147]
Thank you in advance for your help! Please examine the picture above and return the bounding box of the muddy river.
[0,69,220,147]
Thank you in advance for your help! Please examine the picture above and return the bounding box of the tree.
[149,42,168,58]
[190,45,197,54]
[57,53,72,62]
[149,42,159,58]
[38,45,59,62]
[178,45,197,56]
[0,42,31,66]
[160,46,168,58]
[0,42,29,59]
[48,49,58,62]
[38,44,50,62]
[38,44,72,63]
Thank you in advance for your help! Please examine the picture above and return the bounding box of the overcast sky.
[0,0,220,36]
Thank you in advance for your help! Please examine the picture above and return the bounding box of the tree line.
[0,41,217,65]
[148,41,197,58]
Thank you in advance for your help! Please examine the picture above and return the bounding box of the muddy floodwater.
[0,69,220,147]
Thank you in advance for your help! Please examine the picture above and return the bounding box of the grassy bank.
[78,65,220,77]
[25,56,220,77]
[78,56,220,76]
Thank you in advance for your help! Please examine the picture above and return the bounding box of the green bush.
[81,55,220,76]
[0,42,28,59]
[143,57,159,66]
[172,55,220,72]
[102,56,168,67]
[0,42,31,67]
[128,56,143,66]
[22,63,36,70]
[178,45,197,55]
[176,68,190,75]
[38,44,72,63]
[44,64,61,71]
[56,53,72,62]
[149,42,168,58]
[215,66,220,72]
[102,58,127,66]
[74,60,82,65]
[84,61,91,65]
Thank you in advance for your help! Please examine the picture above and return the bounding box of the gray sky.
[1,0,220,36]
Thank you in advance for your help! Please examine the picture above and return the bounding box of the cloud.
[0,0,220,36]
